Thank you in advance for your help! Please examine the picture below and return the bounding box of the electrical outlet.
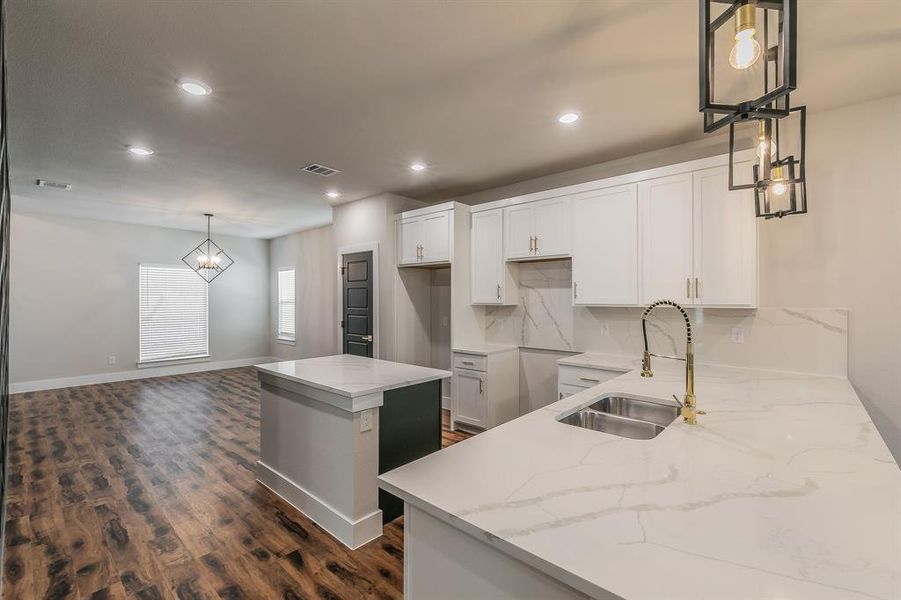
[731,327,745,344]
[108,355,117,365]
[360,409,373,432]
[442,316,449,327]
[599,322,611,336]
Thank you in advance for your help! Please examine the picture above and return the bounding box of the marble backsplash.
[484,261,848,377]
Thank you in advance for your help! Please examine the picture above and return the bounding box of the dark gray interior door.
[341,251,373,357]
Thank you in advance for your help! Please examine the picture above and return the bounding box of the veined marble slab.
[484,261,848,377]
[380,362,900,600]
[255,355,450,399]
[453,343,518,356]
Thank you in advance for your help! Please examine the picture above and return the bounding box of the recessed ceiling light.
[178,78,212,96]
[558,112,580,124]
[326,191,341,199]
[128,146,154,157]
[410,162,427,172]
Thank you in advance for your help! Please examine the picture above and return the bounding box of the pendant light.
[699,0,797,133]
[727,105,807,219]
[182,214,234,283]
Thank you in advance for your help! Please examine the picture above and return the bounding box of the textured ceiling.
[7,0,901,238]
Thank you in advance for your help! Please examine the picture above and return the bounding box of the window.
[139,264,209,363]
[277,268,296,342]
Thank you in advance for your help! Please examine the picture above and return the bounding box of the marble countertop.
[452,343,519,356]
[255,355,450,399]
[556,351,639,372]
[379,362,901,600]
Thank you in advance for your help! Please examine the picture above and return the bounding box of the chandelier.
[182,213,234,283]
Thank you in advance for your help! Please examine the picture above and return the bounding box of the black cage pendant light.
[699,0,797,133]
[728,105,807,218]
[182,213,234,283]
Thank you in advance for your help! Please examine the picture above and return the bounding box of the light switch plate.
[731,327,745,344]
[599,322,611,336]
[108,355,117,365]
[360,409,373,432]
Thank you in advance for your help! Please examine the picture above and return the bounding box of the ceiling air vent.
[301,163,340,177]
[36,179,72,190]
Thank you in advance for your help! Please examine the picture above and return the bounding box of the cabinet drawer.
[453,353,487,372]
[558,365,620,388]
[557,383,588,401]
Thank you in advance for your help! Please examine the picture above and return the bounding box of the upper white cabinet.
[397,209,452,266]
[571,185,638,305]
[471,209,518,305]
[504,197,571,261]
[639,166,757,306]
[639,173,695,305]
[692,166,757,306]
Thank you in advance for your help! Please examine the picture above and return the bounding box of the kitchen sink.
[557,394,679,440]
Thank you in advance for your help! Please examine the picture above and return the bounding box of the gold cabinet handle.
[573,281,578,299]
[686,277,691,299]
[497,283,502,300]
[462,360,474,366]
[580,377,600,383]
[478,378,484,394]
[529,235,534,253]
[694,277,700,299]
[534,235,539,254]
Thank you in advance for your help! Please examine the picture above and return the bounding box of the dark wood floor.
[2,367,472,599]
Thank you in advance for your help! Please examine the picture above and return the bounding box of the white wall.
[473,95,901,461]
[269,224,337,360]
[10,212,270,385]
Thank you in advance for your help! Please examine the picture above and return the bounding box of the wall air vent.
[301,163,340,177]
[36,179,72,190]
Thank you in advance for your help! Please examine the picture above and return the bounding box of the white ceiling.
[7,0,901,238]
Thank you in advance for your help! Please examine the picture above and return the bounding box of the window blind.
[277,268,296,341]
[139,264,209,363]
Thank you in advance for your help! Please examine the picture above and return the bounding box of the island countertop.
[378,362,901,600]
[255,355,450,399]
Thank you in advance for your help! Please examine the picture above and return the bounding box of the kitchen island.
[379,360,901,600]
[255,355,450,549]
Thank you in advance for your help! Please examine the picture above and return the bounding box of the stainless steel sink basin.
[557,394,679,440]
[588,395,679,427]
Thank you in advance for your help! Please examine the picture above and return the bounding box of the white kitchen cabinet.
[471,209,518,305]
[557,363,622,402]
[503,197,571,261]
[396,209,452,266]
[571,185,638,306]
[639,167,757,307]
[692,166,757,306]
[451,347,519,430]
[639,173,694,305]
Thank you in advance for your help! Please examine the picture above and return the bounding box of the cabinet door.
[453,368,486,427]
[558,383,587,402]
[420,211,451,263]
[693,166,757,306]
[533,197,570,258]
[504,204,534,260]
[471,209,505,304]
[398,218,421,265]
[572,185,638,305]
[639,173,694,305]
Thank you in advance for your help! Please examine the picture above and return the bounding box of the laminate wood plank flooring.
[2,367,473,600]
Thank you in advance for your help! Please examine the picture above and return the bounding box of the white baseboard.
[9,356,278,394]
[256,459,383,550]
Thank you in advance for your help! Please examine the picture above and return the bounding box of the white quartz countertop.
[255,355,450,398]
[379,362,901,600]
[556,351,639,372]
[452,343,518,356]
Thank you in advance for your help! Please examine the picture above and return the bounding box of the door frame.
[336,242,380,358]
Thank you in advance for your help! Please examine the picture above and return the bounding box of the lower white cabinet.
[451,347,519,430]
[557,364,622,401]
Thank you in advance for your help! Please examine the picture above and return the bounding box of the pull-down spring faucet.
[640,300,704,425]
